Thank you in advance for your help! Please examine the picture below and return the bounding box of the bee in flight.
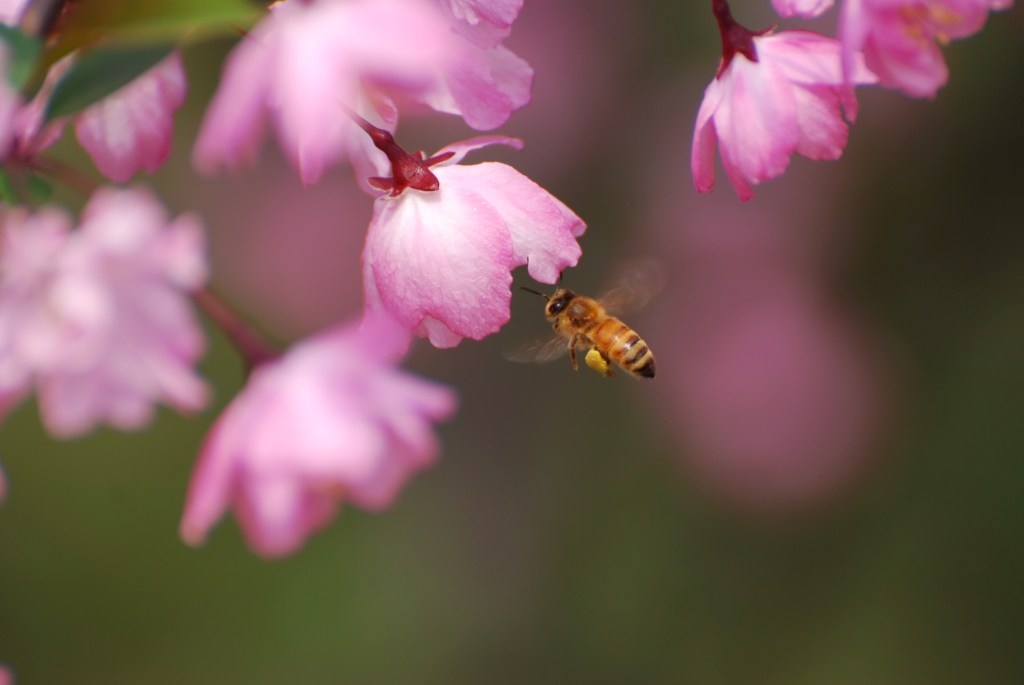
[510,265,662,380]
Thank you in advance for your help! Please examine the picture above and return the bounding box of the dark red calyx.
[348,109,452,197]
[711,0,773,78]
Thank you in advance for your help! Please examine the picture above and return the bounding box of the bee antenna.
[520,286,549,300]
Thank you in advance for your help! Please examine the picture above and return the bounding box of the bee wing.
[598,258,667,316]
[503,335,569,364]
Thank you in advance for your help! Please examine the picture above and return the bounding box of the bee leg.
[601,350,616,377]
[568,334,583,371]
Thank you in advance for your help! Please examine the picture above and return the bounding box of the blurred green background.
[2,1,1024,683]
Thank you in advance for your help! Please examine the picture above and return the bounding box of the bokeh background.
[2,0,1024,682]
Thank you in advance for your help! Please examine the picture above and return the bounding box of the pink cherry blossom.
[840,0,1012,99]
[439,0,524,46]
[179,315,457,558]
[0,188,208,437]
[193,0,455,184]
[772,0,835,17]
[660,276,886,510]
[692,2,878,200]
[1,50,184,178]
[413,37,533,131]
[361,135,585,347]
[74,53,187,182]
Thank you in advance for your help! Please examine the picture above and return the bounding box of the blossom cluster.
[0,0,587,560]
[693,0,1012,199]
[0,0,1013,570]
[0,188,207,436]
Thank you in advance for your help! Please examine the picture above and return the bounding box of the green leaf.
[0,170,53,206]
[0,24,43,89]
[57,0,261,49]
[44,43,174,121]
[0,169,17,204]
[26,174,53,204]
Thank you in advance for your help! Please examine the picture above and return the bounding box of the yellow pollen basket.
[585,348,613,377]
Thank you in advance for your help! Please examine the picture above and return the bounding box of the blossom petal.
[363,178,515,347]
[714,55,801,189]
[271,2,356,183]
[692,80,723,195]
[434,135,524,166]
[440,162,585,283]
[772,0,835,17]
[791,85,849,160]
[192,26,272,173]
[442,0,524,46]
[75,53,187,182]
[418,42,533,130]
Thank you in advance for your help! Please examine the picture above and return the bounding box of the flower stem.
[27,157,99,197]
[193,287,280,371]
[18,0,75,39]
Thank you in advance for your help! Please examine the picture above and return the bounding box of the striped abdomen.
[589,316,656,379]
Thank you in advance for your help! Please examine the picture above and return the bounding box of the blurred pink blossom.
[0,188,208,437]
[1,58,67,164]
[0,207,65,407]
[0,664,10,685]
[0,43,185,179]
[193,0,456,184]
[439,0,524,46]
[179,315,457,559]
[75,53,187,182]
[660,276,885,509]
[0,0,26,24]
[362,136,585,347]
[0,48,17,159]
[772,0,835,17]
[693,9,877,200]
[840,0,1012,98]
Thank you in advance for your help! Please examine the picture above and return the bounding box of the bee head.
[544,289,576,318]
[520,285,576,320]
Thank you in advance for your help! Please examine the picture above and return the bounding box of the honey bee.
[509,264,662,380]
